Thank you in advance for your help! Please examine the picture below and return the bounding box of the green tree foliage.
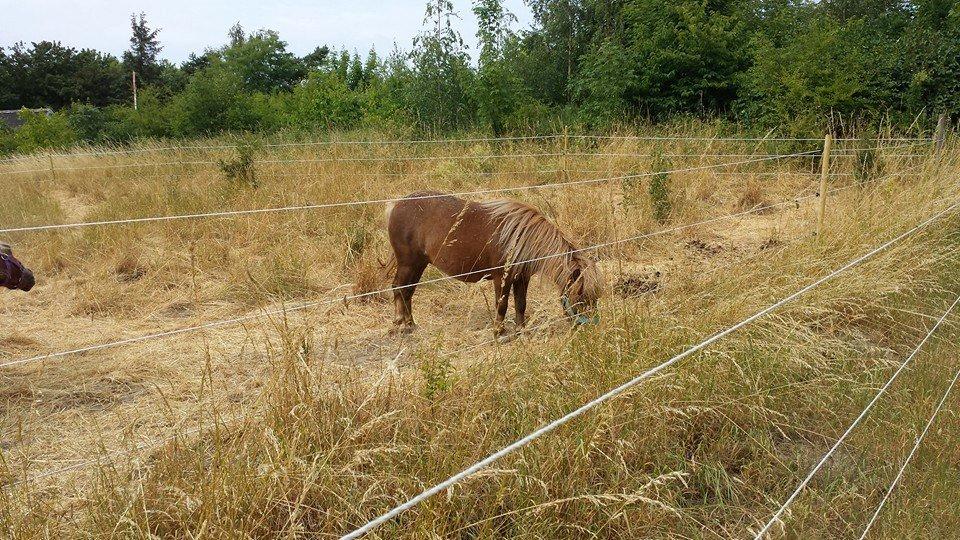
[169,63,260,135]
[1,1,958,156]
[221,29,306,93]
[524,0,587,105]
[0,41,126,109]
[473,0,527,134]
[123,12,163,86]
[13,109,77,152]
[407,0,477,131]
[283,71,364,130]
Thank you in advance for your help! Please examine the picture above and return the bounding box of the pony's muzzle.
[562,296,599,326]
[19,269,35,291]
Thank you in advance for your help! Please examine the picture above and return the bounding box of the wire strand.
[0,134,929,164]
[752,292,960,539]
[0,151,818,234]
[339,200,960,540]
[856,366,960,540]
[0,140,929,176]
[0,178,849,369]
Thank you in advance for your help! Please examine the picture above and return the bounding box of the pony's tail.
[384,201,396,224]
[380,201,398,281]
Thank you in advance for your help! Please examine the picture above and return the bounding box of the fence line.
[0,135,560,163]
[338,200,960,540]
[7,168,858,189]
[0,133,931,164]
[0,176,860,369]
[0,150,822,176]
[856,366,960,540]
[0,141,929,176]
[752,292,960,539]
[573,135,933,143]
[0,151,819,234]
[3,165,926,486]
[9,309,580,487]
[3,166,938,491]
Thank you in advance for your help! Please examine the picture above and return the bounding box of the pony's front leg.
[390,261,427,335]
[493,275,513,341]
[513,276,529,328]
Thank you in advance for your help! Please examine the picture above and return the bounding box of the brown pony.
[0,243,35,292]
[386,191,602,339]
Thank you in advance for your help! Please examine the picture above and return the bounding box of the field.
[1,129,959,538]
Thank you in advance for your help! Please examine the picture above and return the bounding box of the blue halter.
[562,295,599,325]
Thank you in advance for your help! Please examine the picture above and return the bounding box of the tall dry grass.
[0,129,957,538]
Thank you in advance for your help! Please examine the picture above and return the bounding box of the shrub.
[218,139,259,188]
[854,133,883,187]
[0,127,16,155]
[282,72,364,131]
[649,155,672,223]
[170,65,261,136]
[13,109,78,153]
[67,103,110,143]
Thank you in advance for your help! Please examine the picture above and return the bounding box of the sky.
[0,0,535,62]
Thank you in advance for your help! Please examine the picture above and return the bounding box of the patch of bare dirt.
[614,268,662,297]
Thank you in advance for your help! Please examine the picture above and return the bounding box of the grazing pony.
[386,191,602,339]
[0,243,35,292]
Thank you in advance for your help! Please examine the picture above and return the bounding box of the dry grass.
[0,129,958,539]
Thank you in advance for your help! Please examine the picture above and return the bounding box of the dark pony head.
[560,253,602,325]
[0,244,35,292]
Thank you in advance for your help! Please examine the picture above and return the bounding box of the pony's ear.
[0,243,11,256]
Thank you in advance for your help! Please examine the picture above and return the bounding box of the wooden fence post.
[816,133,833,237]
[934,113,949,152]
[558,126,570,183]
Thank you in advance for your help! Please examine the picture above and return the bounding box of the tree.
[181,52,213,76]
[363,48,382,87]
[169,63,260,135]
[228,22,246,47]
[302,46,331,70]
[0,41,125,109]
[523,0,587,105]
[72,48,127,106]
[472,0,524,133]
[408,0,476,131]
[619,0,750,118]
[123,12,163,86]
[347,52,365,90]
[222,30,306,92]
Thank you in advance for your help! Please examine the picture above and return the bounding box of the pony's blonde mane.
[480,200,602,302]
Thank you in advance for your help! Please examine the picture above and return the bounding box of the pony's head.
[0,243,35,292]
[559,254,602,325]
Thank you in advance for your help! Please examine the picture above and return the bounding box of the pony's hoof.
[389,324,417,337]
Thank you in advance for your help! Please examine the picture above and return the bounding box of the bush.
[648,155,672,223]
[67,103,110,143]
[169,65,261,136]
[281,72,363,130]
[0,127,16,155]
[13,109,78,153]
[854,133,883,187]
[218,139,259,188]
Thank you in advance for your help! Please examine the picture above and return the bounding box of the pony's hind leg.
[391,260,427,335]
[513,275,529,329]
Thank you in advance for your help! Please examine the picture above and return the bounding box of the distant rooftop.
[0,108,53,129]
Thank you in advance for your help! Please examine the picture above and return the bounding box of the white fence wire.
[339,199,960,540]
[753,293,960,539]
